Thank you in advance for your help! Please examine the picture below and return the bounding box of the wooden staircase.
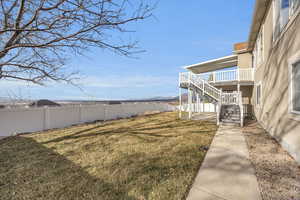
[179,72,244,127]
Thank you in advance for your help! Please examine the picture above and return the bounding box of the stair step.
[221,119,241,123]
[221,118,240,121]
[222,114,240,117]
[220,122,241,127]
[221,115,240,118]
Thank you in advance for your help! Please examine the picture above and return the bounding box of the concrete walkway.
[191,113,216,122]
[187,125,262,200]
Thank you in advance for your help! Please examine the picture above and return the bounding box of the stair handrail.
[187,72,222,101]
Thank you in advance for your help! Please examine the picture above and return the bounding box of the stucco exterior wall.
[252,4,300,164]
[237,52,252,69]
[241,86,253,105]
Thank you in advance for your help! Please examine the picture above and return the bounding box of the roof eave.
[184,55,238,74]
[247,0,272,51]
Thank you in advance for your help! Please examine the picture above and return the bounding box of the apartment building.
[179,0,300,163]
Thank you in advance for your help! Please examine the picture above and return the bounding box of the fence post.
[188,88,192,119]
[78,104,82,123]
[103,105,106,121]
[43,106,50,130]
[179,87,182,118]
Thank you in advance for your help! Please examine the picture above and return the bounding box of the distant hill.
[58,96,178,104]
[132,96,178,101]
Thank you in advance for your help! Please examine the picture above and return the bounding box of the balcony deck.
[179,68,254,87]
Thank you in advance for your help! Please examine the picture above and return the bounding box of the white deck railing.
[199,68,254,83]
[221,92,239,105]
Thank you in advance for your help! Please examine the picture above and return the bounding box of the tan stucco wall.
[252,5,300,164]
[241,86,253,104]
[237,52,252,69]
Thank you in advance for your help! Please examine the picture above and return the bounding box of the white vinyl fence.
[179,103,218,113]
[0,103,174,137]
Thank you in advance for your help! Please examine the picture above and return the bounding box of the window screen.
[291,0,300,15]
[273,0,300,41]
[292,61,300,112]
[257,84,261,105]
[281,0,290,29]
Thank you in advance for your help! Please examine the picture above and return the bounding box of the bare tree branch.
[0,0,154,85]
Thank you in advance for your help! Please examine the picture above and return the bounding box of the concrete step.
[221,118,240,121]
[221,116,240,119]
[219,122,241,126]
[222,115,240,118]
[221,119,241,123]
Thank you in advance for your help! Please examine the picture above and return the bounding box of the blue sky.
[0,0,255,100]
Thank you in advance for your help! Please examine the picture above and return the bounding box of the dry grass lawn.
[0,112,217,200]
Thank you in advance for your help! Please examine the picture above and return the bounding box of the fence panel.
[81,105,106,122]
[0,108,45,136]
[0,103,173,137]
[48,106,81,129]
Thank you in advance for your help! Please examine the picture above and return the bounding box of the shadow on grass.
[42,114,216,145]
[0,136,135,200]
[0,135,208,200]
[0,113,217,200]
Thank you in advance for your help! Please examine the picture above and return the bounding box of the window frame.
[253,26,264,69]
[290,59,300,115]
[260,25,264,63]
[290,0,300,16]
[273,0,300,43]
[256,82,262,107]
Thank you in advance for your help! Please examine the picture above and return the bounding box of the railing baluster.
[195,68,254,83]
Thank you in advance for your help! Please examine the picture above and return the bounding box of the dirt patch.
[243,121,300,200]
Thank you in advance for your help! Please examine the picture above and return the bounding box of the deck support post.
[188,87,192,119]
[179,87,182,119]
[196,93,199,113]
[197,93,200,112]
[202,96,205,112]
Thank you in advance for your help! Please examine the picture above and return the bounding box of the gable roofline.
[248,0,272,51]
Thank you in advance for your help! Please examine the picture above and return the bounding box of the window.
[253,28,264,68]
[256,83,262,106]
[291,0,300,15]
[291,61,300,113]
[281,0,290,28]
[273,0,300,41]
